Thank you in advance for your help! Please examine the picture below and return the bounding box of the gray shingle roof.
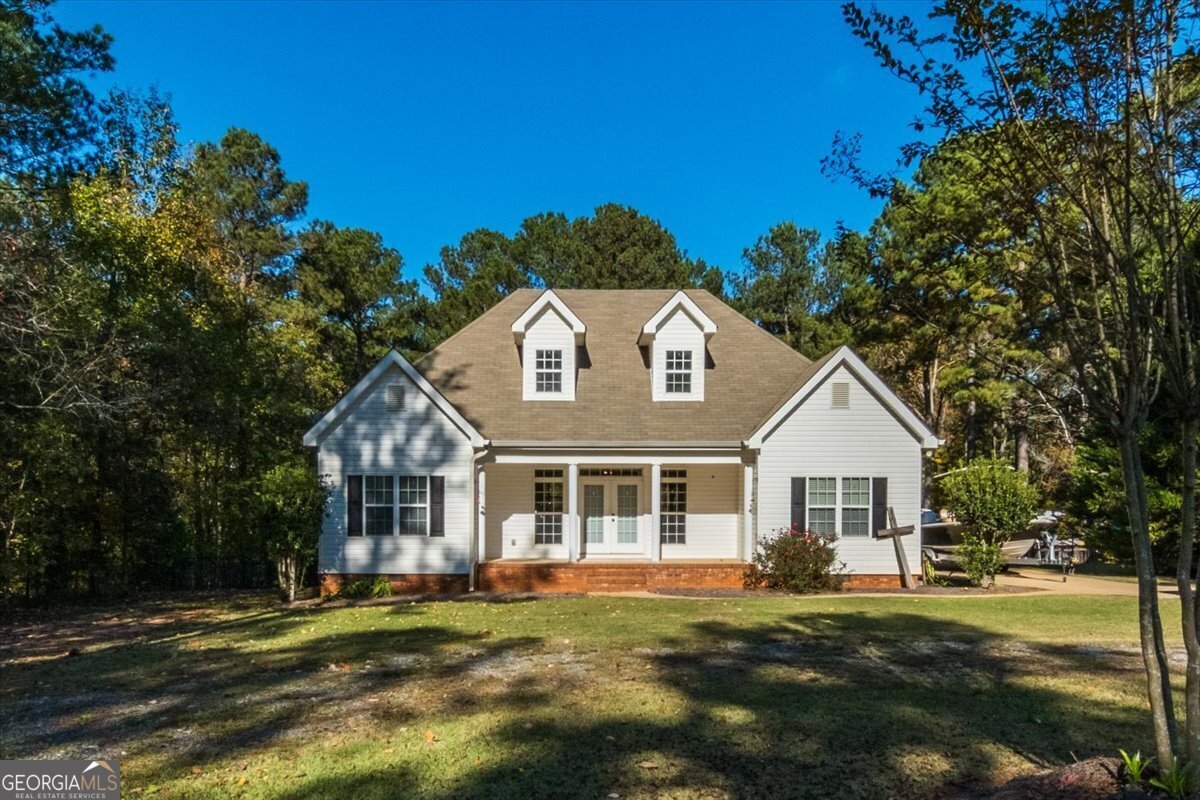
[412,289,819,443]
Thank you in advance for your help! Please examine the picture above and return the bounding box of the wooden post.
[884,507,917,590]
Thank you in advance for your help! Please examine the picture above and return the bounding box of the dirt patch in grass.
[965,756,1124,799]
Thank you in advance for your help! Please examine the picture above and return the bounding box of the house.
[303,289,940,593]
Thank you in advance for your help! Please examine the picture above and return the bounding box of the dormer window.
[641,291,716,402]
[535,349,563,393]
[665,350,692,394]
[512,290,585,402]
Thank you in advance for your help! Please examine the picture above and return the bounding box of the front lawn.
[0,593,1177,799]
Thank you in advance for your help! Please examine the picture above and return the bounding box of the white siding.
[482,464,570,560]
[756,365,922,575]
[317,364,474,575]
[522,308,576,401]
[661,464,740,559]
[652,309,705,401]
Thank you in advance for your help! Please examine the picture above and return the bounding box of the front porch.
[477,449,755,570]
[475,558,747,593]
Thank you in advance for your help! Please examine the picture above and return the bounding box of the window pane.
[666,372,691,393]
[399,506,427,535]
[534,481,564,513]
[366,505,393,536]
[661,514,686,544]
[661,481,687,514]
[536,371,562,393]
[535,513,563,544]
[809,507,836,534]
[843,507,869,536]
[399,476,427,505]
[808,477,836,506]
[666,350,692,370]
[365,475,393,505]
[842,477,870,506]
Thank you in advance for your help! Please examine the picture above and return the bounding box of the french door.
[581,480,641,555]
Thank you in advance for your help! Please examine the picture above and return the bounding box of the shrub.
[337,576,393,600]
[746,525,845,593]
[943,458,1039,587]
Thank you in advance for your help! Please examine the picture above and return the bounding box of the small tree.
[943,459,1039,587]
[256,461,328,602]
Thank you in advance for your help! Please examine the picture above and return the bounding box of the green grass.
[0,592,1181,799]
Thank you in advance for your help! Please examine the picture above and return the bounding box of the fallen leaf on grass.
[638,760,658,769]
[236,776,248,786]
[190,766,203,775]
[424,729,438,744]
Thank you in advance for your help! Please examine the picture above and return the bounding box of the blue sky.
[56,0,925,286]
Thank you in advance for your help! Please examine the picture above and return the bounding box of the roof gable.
[510,289,586,345]
[303,350,486,447]
[638,290,717,346]
[746,345,940,449]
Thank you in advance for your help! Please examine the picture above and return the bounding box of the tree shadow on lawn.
[285,611,1152,800]
[0,604,1153,799]
[0,602,543,773]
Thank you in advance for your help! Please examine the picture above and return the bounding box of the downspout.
[468,444,490,592]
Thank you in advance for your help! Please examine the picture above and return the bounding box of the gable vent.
[831,381,850,409]
[386,384,406,412]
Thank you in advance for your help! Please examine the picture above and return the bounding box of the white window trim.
[533,470,565,545]
[664,350,693,395]
[397,475,430,536]
[660,469,688,545]
[534,349,564,395]
[807,475,872,537]
[364,474,395,537]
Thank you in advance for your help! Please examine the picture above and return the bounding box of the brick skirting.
[476,561,750,593]
[320,566,921,595]
[319,572,470,596]
[841,573,922,590]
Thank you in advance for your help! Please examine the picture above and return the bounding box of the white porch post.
[742,462,755,561]
[477,466,487,562]
[650,463,662,562]
[567,463,579,563]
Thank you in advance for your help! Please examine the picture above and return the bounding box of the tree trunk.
[1014,397,1030,472]
[1179,416,1200,764]
[1119,429,1178,766]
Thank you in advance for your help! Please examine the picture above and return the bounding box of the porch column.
[567,463,579,563]
[650,463,662,562]
[742,462,755,561]
[477,466,487,562]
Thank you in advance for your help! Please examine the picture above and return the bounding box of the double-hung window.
[841,477,871,536]
[807,477,837,534]
[364,475,394,536]
[665,350,692,394]
[660,469,687,544]
[535,349,563,394]
[806,476,871,536]
[398,476,429,535]
[534,469,564,544]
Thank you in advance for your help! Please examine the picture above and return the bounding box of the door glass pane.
[584,484,605,544]
[616,484,638,544]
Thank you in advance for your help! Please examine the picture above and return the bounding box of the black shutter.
[872,477,888,536]
[429,476,445,537]
[790,477,806,531]
[347,475,363,537]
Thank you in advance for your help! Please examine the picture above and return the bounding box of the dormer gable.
[511,290,585,402]
[640,291,716,402]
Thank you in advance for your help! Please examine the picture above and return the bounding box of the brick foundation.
[476,561,748,593]
[320,566,921,595]
[841,573,922,590]
[319,572,470,596]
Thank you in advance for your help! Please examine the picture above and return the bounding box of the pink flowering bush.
[745,525,846,593]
